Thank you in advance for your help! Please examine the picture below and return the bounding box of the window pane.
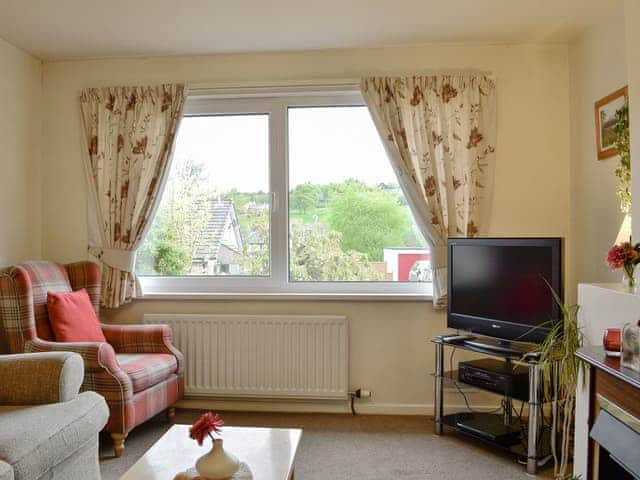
[288,106,429,282]
[136,114,270,276]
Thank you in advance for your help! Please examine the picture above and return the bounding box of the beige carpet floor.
[99,410,553,480]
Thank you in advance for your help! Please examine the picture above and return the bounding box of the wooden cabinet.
[576,346,640,479]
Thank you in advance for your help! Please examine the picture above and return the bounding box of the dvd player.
[458,358,529,401]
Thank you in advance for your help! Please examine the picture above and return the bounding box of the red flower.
[189,412,224,446]
[607,242,638,270]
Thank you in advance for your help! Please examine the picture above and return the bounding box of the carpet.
[99,410,553,480]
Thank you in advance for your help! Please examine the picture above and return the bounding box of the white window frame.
[138,91,432,298]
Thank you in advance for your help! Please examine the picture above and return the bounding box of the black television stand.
[432,335,550,475]
[463,337,538,357]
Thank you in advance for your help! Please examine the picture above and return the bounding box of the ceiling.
[0,0,623,61]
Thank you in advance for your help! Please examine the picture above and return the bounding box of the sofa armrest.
[101,323,184,373]
[0,352,83,405]
[0,461,13,480]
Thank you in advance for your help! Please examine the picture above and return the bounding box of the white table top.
[119,425,303,480]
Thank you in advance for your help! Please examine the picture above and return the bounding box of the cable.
[449,347,456,377]
[454,379,480,412]
[512,400,529,451]
[449,347,551,466]
[515,401,547,455]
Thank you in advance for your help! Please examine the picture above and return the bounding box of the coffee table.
[119,425,302,480]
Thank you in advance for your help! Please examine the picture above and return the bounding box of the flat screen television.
[447,237,562,345]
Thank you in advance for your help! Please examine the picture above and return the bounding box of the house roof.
[193,198,242,261]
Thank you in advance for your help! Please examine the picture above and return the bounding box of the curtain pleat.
[361,75,497,307]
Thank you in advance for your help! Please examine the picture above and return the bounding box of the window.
[137,93,431,296]
[288,106,428,283]
[136,114,270,278]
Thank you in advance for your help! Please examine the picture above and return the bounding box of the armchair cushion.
[65,261,101,313]
[102,323,184,370]
[0,391,108,480]
[0,352,84,405]
[117,353,178,393]
[47,289,106,343]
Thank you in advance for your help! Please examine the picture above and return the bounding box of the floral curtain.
[79,84,187,308]
[361,75,497,307]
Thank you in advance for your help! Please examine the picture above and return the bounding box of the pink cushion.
[47,289,107,342]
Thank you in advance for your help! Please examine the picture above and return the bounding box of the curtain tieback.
[88,246,137,273]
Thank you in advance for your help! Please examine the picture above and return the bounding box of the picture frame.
[594,86,628,160]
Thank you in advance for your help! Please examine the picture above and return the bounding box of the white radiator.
[144,314,349,400]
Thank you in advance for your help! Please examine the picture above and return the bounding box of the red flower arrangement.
[607,241,640,287]
[189,412,225,446]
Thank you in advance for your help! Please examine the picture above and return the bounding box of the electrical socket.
[354,388,372,399]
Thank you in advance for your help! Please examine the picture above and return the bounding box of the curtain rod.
[189,79,359,91]
[188,71,495,96]
[188,79,360,97]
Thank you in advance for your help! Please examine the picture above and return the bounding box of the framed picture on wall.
[594,86,628,160]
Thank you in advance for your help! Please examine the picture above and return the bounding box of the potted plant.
[189,412,240,479]
[537,286,585,479]
[614,97,631,214]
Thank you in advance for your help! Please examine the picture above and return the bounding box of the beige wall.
[568,13,628,299]
[625,0,640,241]
[0,38,42,265]
[40,43,570,413]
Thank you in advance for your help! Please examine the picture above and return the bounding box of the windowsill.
[137,292,433,302]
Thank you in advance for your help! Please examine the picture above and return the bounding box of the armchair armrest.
[26,338,120,372]
[102,323,176,354]
[25,338,134,401]
[102,323,184,373]
[0,352,83,405]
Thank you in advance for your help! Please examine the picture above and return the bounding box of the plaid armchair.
[0,261,184,458]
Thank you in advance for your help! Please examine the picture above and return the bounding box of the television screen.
[448,238,562,343]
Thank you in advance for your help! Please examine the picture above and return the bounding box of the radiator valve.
[354,388,371,399]
[349,388,372,415]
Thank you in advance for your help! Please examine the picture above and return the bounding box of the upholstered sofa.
[0,352,108,480]
[0,261,185,457]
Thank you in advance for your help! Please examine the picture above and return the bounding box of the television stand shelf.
[432,335,552,475]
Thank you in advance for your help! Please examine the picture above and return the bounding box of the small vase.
[195,439,240,479]
[622,270,637,292]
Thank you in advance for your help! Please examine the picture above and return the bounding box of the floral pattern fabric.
[79,84,187,308]
[361,75,496,307]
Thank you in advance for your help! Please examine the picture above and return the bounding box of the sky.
[171,106,399,193]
